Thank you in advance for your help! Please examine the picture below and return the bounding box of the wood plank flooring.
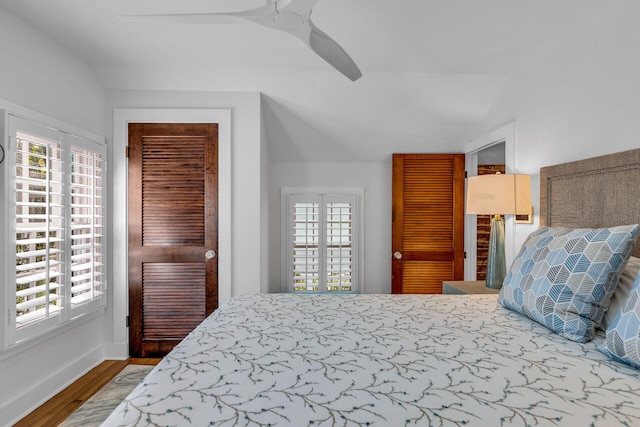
[14,358,161,427]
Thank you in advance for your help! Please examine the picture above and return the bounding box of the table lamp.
[466,173,531,288]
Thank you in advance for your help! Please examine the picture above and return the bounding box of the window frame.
[281,187,364,293]
[1,110,107,350]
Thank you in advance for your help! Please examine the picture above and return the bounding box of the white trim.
[111,109,231,359]
[464,122,517,279]
[281,187,365,294]
[464,153,479,280]
[0,100,104,144]
[0,110,8,350]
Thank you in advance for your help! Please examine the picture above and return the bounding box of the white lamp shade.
[466,174,531,215]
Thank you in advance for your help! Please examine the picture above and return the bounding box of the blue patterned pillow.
[498,225,638,342]
[601,273,640,368]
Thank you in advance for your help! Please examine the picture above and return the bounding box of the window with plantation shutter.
[283,188,363,293]
[69,142,105,309]
[15,131,65,328]
[292,199,320,291]
[325,200,354,291]
[2,113,106,348]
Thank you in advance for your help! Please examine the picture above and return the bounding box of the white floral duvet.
[102,293,640,426]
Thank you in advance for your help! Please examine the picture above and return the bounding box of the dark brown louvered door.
[128,123,218,357]
[392,154,465,293]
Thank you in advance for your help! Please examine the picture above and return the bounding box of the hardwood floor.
[14,358,161,427]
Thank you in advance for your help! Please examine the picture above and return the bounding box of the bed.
[103,148,640,427]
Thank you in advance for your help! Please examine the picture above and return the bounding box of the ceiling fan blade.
[275,0,361,80]
[120,0,362,81]
[305,18,362,81]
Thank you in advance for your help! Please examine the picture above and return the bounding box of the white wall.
[0,9,105,135]
[269,161,392,294]
[0,7,108,426]
[477,1,640,249]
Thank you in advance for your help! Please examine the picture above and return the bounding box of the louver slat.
[142,138,205,246]
[402,159,454,252]
[402,261,454,294]
[142,263,206,339]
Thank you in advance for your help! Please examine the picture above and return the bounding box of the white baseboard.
[2,346,104,427]
[104,342,129,360]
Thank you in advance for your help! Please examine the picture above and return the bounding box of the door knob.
[205,250,216,259]
[394,251,402,260]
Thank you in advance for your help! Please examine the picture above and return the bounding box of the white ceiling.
[0,0,612,162]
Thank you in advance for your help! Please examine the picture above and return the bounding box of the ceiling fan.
[121,0,362,81]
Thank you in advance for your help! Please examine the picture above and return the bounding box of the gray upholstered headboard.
[540,148,640,257]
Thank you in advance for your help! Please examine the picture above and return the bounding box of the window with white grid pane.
[283,189,362,293]
[2,113,106,348]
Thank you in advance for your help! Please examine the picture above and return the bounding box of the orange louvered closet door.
[392,154,465,293]
[128,123,218,357]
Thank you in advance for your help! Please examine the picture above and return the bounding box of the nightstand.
[442,280,501,295]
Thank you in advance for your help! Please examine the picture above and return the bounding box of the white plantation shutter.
[14,129,66,329]
[325,198,354,291]
[285,190,361,293]
[68,140,105,312]
[4,114,106,347]
[292,199,320,291]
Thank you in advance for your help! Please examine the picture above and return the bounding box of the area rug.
[59,364,153,427]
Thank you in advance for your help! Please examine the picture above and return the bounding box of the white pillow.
[603,256,640,330]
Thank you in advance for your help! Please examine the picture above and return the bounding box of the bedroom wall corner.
[259,95,275,293]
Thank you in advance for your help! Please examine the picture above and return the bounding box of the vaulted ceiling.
[0,0,613,161]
